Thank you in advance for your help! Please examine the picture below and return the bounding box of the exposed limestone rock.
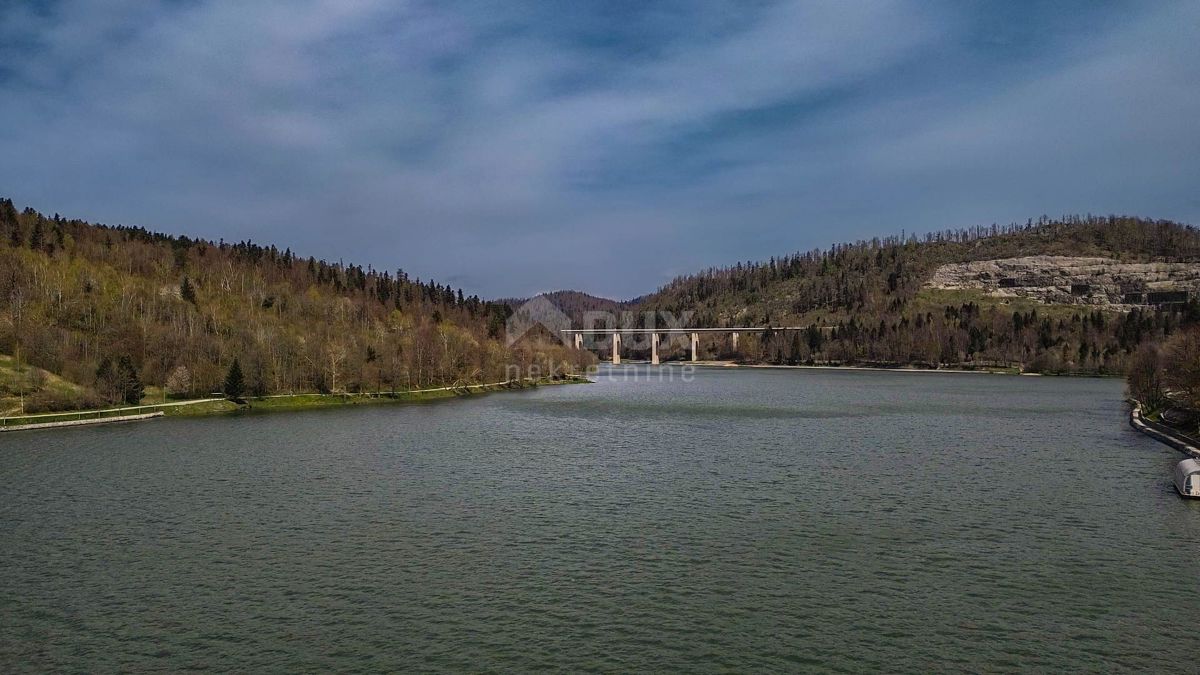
[927,256,1200,308]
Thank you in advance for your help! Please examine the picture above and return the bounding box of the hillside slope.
[0,353,96,414]
[0,198,590,412]
[634,216,1200,373]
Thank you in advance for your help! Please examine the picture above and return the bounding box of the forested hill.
[634,216,1200,373]
[498,290,635,325]
[0,198,588,413]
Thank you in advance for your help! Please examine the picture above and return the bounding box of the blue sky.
[1,1,1197,299]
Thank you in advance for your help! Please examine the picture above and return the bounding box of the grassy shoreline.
[228,377,589,415]
[0,375,591,429]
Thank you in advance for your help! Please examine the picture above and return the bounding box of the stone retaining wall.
[0,412,164,433]
[1129,403,1200,458]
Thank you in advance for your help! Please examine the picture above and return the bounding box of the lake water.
[2,366,1198,672]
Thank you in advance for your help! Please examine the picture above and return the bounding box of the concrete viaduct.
[561,327,820,365]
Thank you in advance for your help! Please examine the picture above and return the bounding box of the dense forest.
[0,198,591,413]
[631,216,1200,374]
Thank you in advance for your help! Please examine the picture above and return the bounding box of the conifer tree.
[181,276,196,303]
[29,220,43,251]
[116,356,143,405]
[224,358,245,401]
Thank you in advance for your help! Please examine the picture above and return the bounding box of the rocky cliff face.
[927,256,1200,308]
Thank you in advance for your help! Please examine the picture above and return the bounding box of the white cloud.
[0,1,1195,298]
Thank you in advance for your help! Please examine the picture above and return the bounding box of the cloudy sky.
[1,1,1197,298]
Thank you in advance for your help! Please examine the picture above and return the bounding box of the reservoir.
[2,366,1198,671]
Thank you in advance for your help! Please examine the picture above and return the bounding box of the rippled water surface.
[3,366,1199,672]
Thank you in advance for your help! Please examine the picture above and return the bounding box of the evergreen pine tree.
[0,199,16,245]
[116,356,143,405]
[181,276,196,303]
[29,220,43,251]
[224,358,245,400]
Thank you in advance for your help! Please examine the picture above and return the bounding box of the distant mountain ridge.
[498,290,634,324]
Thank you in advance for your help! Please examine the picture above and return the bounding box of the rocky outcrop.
[927,255,1200,308]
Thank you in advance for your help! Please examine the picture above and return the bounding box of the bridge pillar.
[651,333,660,365]
[690,332,699,362]
[732,332,739,350]
[573,333,583,349]
[612,332,621,365]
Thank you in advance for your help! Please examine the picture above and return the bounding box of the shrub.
[24,388,102,413]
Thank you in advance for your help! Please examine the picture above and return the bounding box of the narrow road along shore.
[1129,403,1200,458]
[0,376,590,432]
